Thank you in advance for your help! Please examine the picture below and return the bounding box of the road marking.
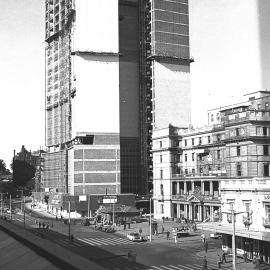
[78,238,96,246]
[177,265,198,270]
[168,265,188,270]
[160,265,179,270]
[151,266,167,270]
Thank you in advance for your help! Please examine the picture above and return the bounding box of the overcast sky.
[1,0,269,168]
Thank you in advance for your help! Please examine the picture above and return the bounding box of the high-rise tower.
[43,0,191,196]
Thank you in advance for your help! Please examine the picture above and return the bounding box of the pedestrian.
[42,222,45,229]
[256,256,260,269]
[124,223,126,230]
[166,230,170,240]
[38,221,41,229]
[201,233,205,243]
[161,225,164,234]
[162,216,165,223]
[139,227,142,235]
[222,251,227,263]
[46,223,49,230]
[56,216,58,221]
[204,241,209,253]
[217,254,222,269]
[202,256,208,270]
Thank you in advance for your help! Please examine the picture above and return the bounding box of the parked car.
[210,233,222,239]
[131,217,143,223]
[127,232,145,242]
[6,209,16,214]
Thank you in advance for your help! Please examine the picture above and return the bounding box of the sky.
[1,0,270,169]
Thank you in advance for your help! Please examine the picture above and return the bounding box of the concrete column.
[201,181,205,195]
[210,181,213,196]
[177,182,180,194]
[189,204,193,220]
[177,204,181,218]
[184,204,187,218]
[198,205,202,221]
[184,181,187,194]
[191,181,195,192]
[210,206,213,221]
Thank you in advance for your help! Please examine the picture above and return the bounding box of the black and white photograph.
[1,0,270,269]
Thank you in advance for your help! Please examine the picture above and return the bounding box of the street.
[5,211,229,270]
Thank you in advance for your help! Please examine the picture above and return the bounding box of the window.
[199,137,202,145]
[258,104,261,110]
[200,167,203,174]
[265,204,270,220]
[217,134,221,142]
[192,153,195,161]
[265,102,269,109]
[263,127,268,136]
[243,201,251,212]
[263,145,269,156]
[192,168,195,175]
[237,146,241,156]
[160,155,163,163]
[264,164,269,177]
[208,136,211,144]
[236,128,240,136]
[192,138,194,145]
[160,184,164,195]
[217,150,221,159]
[160,169,163,179]
[159,141,163,148]
[237,163,242,176]
[184,139,187,146]
[160,204,164,214]
[211,114,214,122]
[185,154,187,162]
[185,168,188,175]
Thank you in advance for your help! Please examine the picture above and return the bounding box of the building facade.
[43,0,192,196]
[153,91,270,264]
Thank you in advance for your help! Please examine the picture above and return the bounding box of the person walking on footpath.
[139,227,142,236]
[201,233,206,244]
[222,250,227,263]
[204,241,209,253]
[166,230,170,240]
[161,225,164,234]
[202,256,208,270]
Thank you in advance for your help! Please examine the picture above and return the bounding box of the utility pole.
[9,194,12,220]
[0,193,4,216]
[149,197,152,242]
[68,201,71,240]
[23,196,26,227]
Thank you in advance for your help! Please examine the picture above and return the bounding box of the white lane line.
[168,265,187,270]
[89,238,109,246]
[82,238,104,246]
[100,238,120,245]
[176,265,197,270]
[78,238,96,246]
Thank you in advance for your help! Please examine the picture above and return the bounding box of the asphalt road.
[4,211,224,270]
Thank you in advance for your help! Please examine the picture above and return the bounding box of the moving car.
[127,232,145,242]
[210,233,222,239]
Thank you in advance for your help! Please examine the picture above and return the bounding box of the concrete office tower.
[139,0,192,191]
[43,0,191,196]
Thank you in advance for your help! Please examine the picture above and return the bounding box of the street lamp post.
[9,194,12,220]
[68,201,71,240]
[149,197,152,242]
[223,205,246,270]
[0,193,5,217]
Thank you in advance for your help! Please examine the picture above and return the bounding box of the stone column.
[210,206,213,221]
[201,181,205,195]
[177,182,180,194]
[184,181,187,194]
[177,204,181,218]
[191,181,195,192]
[189,204,193,220]
[198,205,202,221]
[210,181,213,196]
[184,204,188,218]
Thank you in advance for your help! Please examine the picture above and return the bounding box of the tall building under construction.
[43,0,191,196]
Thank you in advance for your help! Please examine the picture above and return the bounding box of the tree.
[0,159,9,175]
[12,159,35,189]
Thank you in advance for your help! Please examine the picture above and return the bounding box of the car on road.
[127,232,145,242]
[6,209,16,214]
[210,233,222,239]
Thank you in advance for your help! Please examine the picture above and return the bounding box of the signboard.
[79,195,87,202]
[103,195,118,204]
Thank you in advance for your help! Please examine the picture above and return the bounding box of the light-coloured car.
[127,232,144,242]
[210,233,222,239]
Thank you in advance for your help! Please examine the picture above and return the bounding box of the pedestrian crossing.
[112,262,230,270]
[52,237,148,248]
